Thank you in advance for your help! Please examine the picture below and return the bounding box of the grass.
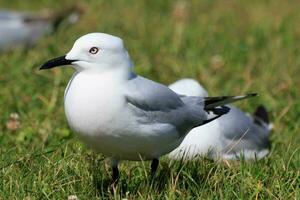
[0,0,299,199]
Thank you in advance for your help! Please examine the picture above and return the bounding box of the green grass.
[0,0,299,199]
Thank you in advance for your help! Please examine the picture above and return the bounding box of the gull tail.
[253,105,273,131]
[202,93,258,124]
[204,93,257,110]
[253,105,269,124]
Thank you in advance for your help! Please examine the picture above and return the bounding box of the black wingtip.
[253,105,269,124]
[247,93,258,97]
[201,105,230,125]
[204,93,258,109]
[208,105,230,115]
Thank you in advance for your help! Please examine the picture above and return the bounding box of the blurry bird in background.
[0,5,84,51]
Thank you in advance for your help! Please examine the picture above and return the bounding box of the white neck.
[79,64,133,83]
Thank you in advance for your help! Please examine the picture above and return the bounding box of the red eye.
[89,47,99,54]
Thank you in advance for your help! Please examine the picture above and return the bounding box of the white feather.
[168,79,272,161]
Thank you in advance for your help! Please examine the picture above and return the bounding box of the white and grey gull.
[40,33,256,181]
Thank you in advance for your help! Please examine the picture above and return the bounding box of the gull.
[40,33,256,181]
[0,6,83,51]
[168,79,272,161]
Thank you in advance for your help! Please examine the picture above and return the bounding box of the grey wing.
[124,75,207,134]
[220,105,270,150]
[125,75,183,111]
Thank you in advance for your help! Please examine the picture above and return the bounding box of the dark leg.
[112,166,119,183]
[150,158,159,176]
[111,159,119,183]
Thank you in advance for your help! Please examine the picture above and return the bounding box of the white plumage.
[168,79,272,161]
[41,33,256,180]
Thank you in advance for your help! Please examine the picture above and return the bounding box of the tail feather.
[253,105,269,126]
[253,105,273,135]
[204,93,257,110]
[196,93,258,127]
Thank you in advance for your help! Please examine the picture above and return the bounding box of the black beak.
[40,55,77,70]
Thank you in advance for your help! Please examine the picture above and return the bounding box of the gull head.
[40,33,133,72]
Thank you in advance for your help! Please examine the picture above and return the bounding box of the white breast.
[64,71,125,136]
[64,71,180,160]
